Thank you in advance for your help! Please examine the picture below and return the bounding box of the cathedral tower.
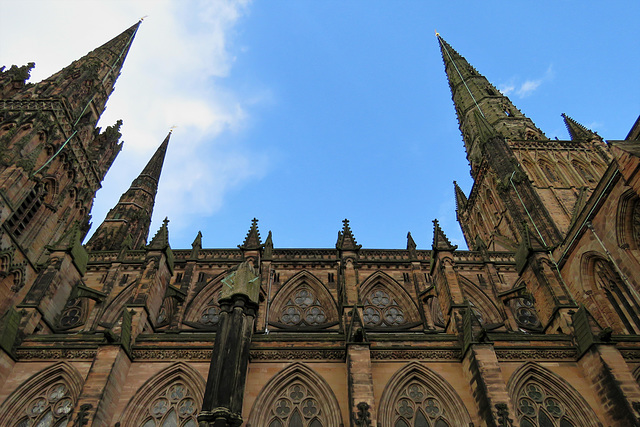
[439,35,612,250]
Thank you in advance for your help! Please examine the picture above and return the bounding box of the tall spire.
[437,34,545,165]
[453,181,468,212]
[85,131,171,251]
[20,21,141,127]
[561,113,599,141]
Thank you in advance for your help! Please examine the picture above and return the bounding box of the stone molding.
[16,348,97,360]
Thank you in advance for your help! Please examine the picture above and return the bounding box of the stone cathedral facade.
[0,21,639,427]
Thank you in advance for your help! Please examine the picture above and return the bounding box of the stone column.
[198,261,260,427]
[347,343,375,426]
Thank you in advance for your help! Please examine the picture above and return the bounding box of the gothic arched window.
[594,259,640,334]
[279,286,328,327]
[572,161,595,183]
[198,295,221,327]
[58,298,87,330]
[539,161,561,185]
[378,363,472,427]
[247,364,343,427]
[0,363,83,427]
[508,363,600,427]
[616,190,640,252]
[363,288,406,328]
[118,363,205,427]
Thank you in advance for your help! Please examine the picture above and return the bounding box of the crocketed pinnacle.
[239,218,263,250]
[454,181,468,212]
[336,219,362,251]
[148,218,170,250]
[437,34,545,159]
[561,113,599,141]
[24,21,141,126]
[432,219,457,251]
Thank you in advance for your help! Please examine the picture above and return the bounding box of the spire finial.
[432,219,457,251]
[336,219,362,251]
[239,218,263,250]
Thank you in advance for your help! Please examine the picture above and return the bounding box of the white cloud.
[499,64,554,99]
[1,0,267,246]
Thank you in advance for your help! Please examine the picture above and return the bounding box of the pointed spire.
[407,232,417,260]
[561,113,599,141]
[336,219,362,251]
[192,231,203,250]
[432,219,457,251]
[85,131,170,251]
[263,230,274,260]
[24,21,141,126]
[454,181,468,212]
[239,218,263,250]
[437,34,545,162]
[148,218,170,250]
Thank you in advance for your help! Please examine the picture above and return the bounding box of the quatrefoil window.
[517,381,575,427]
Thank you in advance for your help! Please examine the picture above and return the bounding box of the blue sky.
[1,1,638,250]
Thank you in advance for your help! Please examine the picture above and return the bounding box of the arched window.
[247,363,343,427]
[572,160,595,183]
[511,297,541,331]
[268,271,338,330]
[509,363,599,427]
[378,363,471,427]
[118,363,205,427]
[0,363,83,427]
[616,189,640,251]
[594,258,640,334]
[539,161,561,185]
[359,272,421,330]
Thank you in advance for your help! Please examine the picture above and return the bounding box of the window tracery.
[267,382,325,427]
[14,383,73,427]
[58,298,84,329]
[516,382,576,427]
[279,287,328,327]
[539,161,560,185]
[594,259,640,333]
[511,297,541,331]
[362,288,406,328]
[393,383,451,427]
[137,383,198,427]
[198,291,222,328]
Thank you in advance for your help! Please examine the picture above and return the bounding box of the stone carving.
[16,348,97,360]
[353,402,371,426]
[370,350,461,360]
[250,349,345,361]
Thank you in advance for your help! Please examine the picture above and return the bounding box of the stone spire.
[454,181,468,212]
[20,21,141,128]
[85,131,171,251]
[336,219,362,251]
[238,218,262,250]
[147,218,170,250]
[432,219,457,251]
[437,34,545,165]
[561,113,599,141]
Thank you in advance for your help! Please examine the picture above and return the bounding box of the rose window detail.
[15,382,74,427]
[363,288,406,328]
[393,382,449,427]
[517,381,576,427]
[279,287,328,328]
[268,382,324,427]
[139,382,199,427]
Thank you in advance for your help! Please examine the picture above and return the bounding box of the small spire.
[454,181,468,212]
[147,217,170,250]
[263,230,274,260]
[191,231,203,250]
[239,218,263,250]
[407,232,417,260]
[561,113,599,141]
[336,219,362,251]
[432,219,457,251]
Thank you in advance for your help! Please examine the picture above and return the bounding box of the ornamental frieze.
[16,348,97,360]
[495,348,577,361]
[131,349,213,360]
[250,349,345,361]
[370,349,461,360]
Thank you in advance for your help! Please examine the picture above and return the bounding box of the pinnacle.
[561,113,598,141]
[147,217,170,250]
[192,231,203,250]
[454,181,468,212]
[239,218,262,250]
[432,219,457,251]
[138,131,171,184]
[336,219,362,251]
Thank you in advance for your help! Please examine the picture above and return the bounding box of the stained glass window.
[138,383,198,427]
[267,382,324,427]
[14,383,73,427]
[59,299,83,329]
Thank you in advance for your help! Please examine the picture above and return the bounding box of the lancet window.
[14,383,74,427]
[279,286,328,327]
[516,382,576,427]
[572,161,594,183]
[6,185,45,237]
[266,382,325,427]
[138,383,198,427]
[539,161,561,185]
[362,288,406,328]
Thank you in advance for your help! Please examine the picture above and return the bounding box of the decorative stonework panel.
[138,383,198,427]
[14,383,73,427]
[266,382,326,427]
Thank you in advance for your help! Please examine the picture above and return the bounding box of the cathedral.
[1,20,640,427]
